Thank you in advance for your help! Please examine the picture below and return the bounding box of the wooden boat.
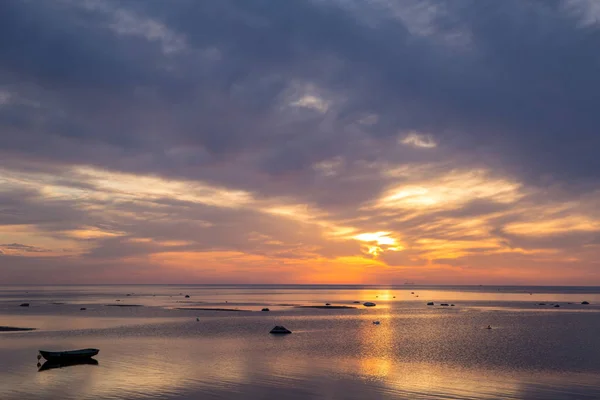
[39,348,99,362]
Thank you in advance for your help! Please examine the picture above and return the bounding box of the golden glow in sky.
[1,163,599,285]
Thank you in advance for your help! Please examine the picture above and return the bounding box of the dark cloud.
[0,243,49,253]
[0,0,596,188]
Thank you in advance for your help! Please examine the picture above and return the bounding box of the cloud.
[0,0,599,283]
[400,132,437,148]
[0,243,50,253]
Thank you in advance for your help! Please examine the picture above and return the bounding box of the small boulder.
[440,303,449,306]
[80,307,87,311]
[554,304,560,308]
[582,301,590,305]
[325,303,331,306]
[261,308,270,312]
[427,302,434,306]
[19,303,29,307]
[450,304,455,306]
[185,295,190,298]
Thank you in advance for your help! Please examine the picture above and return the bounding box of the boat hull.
[39,348,99,362]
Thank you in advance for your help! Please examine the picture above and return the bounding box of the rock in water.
[270,326,292,334]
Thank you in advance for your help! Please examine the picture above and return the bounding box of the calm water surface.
[1,285,600,399]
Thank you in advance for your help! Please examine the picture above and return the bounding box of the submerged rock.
[19,303,29,307]
[440,303,449,306]
[261,308,270,312]
[80,307,86,311]
[427,302,434,306]
[554,304,560,308]
[325,303,331,306]
[270,326,292,334]
[582,301,590,305]
[185,295,190,298]
[363,302,376,307]
[0,326,35,332]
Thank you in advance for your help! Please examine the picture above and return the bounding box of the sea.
[1,285,600,400]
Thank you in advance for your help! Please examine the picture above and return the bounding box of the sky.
[1,0,600,285]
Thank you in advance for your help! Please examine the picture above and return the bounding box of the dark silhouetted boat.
[38,358,98,372]
[39,348,99,362]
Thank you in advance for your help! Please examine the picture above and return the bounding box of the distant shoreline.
[3,284,600,288]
